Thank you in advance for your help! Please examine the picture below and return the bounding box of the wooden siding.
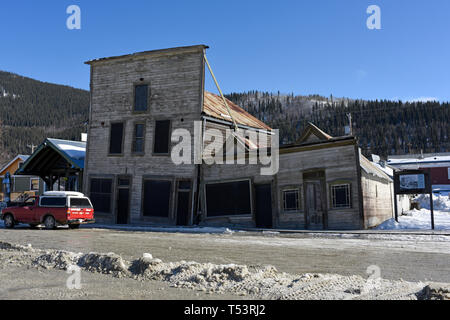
[84,48,205,225]
[361,173,394,228]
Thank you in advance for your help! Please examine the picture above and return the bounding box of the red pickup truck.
[1,191,95,230]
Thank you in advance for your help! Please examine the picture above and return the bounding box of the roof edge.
[85,45,209,65]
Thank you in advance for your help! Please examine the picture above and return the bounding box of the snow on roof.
[388,153,450,168]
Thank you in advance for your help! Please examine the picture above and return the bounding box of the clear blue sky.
[1,0,449,102]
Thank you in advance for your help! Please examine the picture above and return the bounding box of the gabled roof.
[360,153,393,182]
[0,155,29,175]
[16,138,86,177]
[296,122,333,144]
[202,92,272,131]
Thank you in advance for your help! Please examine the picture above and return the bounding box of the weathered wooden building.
[83,45,394,229]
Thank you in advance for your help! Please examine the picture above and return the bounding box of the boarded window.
[134,85,149,111]
[206,180,251,217]
[331,184,351,209]
[133,123,145,153]
[143,180,171,217]
[153,120,171,154]
[90,178,113,213]
[283,189,300,211]
[40,197,67,207]
[109,123,124,154]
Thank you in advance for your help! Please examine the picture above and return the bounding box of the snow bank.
[89,224,237,235]
[376,209,450,230]
[414,194,450,211]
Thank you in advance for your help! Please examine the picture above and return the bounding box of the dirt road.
[0,226,449,284]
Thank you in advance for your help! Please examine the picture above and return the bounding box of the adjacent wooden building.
[83,45,394,229]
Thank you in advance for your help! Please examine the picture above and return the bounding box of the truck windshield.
[70,198,93,209]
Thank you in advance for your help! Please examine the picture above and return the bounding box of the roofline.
[201,115,274,135]
[281,135,356,149]
[85,45,209,65]
[16,138,84,175]
[280,137,356,154]
[0,155,30,174]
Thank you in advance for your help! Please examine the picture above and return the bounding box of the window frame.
[141,178,173,219]
[132,122,146,155]
[133,83,150,113]
[448,168,450,180]
[330,183,352,209]
[108,121,125,156]
[30,178,40,192]
[152,119,172,156]
[204,179,253,218]
[89,177,114,214]
[282,187,302,213]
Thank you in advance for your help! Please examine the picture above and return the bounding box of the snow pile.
[88,224,238,235]
[376,209,450,230]
[0,241,434,300]
[414,194,450,211]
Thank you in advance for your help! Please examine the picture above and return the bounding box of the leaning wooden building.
[83,45,394,229]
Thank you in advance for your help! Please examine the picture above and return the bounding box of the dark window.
[283,189,300,211]
[153,120,171,154]
[143,180,171,217]
[133,124,145,153]
[331,184,351,209]
[40,197,67,207]
[134,85,149,111]
[118,178,130,187]
[90,178,113,213]
[70,198,93,209]
[206,181,251,217]
[109,123,124,154]
[178,181,191,190]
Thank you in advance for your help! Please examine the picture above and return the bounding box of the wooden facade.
[84,45,394,229]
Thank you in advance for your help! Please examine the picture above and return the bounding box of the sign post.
[394,169,434,230]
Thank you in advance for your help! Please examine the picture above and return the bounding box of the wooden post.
[430,190,435,230]
[394,193,399,223]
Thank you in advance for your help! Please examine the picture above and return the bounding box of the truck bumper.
[67,219,96,225]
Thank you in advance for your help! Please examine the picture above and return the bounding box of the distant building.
[0,155,44,202]
[16,138,86,192]
[388,152,450,195]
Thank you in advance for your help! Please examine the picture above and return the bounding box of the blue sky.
[0,0,449,102]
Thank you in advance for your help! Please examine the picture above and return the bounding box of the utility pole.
[27,144,37,154]
[347,113,353,136]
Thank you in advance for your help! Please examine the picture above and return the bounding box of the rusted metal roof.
[203,91,272,131]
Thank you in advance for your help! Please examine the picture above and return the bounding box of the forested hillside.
[226,91,450,158]
[0,71,89,166]
[0,70,448,168]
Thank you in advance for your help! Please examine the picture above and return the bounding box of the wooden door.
[305,181,324,230]
[176,180,192,226]
[255,184,273,228]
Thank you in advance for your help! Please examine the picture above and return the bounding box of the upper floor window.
[133,123,145,154]
[134,84,149,112]
[153,120,171,155]
[109,122,124,155]
[331,184,352,209]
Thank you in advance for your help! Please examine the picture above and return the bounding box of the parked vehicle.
[1,191,95,230]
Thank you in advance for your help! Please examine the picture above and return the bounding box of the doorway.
[255,184,273,228]
[303,171,326,230]
[116,176,131,225]
[176,180,192,226]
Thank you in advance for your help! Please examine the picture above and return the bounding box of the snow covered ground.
[377,194,450,231]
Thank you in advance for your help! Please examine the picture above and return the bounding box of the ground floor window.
[90,178,113,213]
[206,180,251,217]
[143,180,172,217]
[331,184,351,209]
[283,189,300,212]
[30,178,40,191]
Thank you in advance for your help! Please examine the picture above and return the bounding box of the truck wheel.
[44,216,56,230]
[68,224,80,230]
[3,214,14,229]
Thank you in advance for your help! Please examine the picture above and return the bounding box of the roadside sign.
[393,170,434,230]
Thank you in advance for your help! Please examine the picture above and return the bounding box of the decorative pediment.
[296,123,333,144]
